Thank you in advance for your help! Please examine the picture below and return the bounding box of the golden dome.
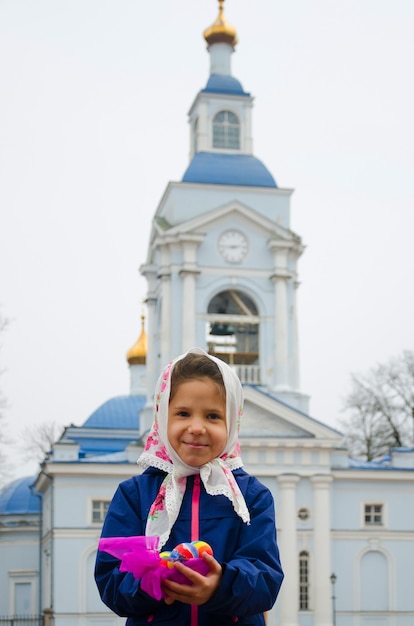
[203,0,238,47]
[126,314,147,365]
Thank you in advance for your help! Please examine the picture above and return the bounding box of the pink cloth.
[98,535,209,601]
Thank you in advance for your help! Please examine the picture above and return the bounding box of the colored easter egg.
[171,542,198,561]
[192,540,213,557]
[159,551,174,568]
[180,542,199,559]
[169,548,181,561]
[159,551,171,560]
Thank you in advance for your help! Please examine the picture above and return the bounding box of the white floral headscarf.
[138,347,250,548]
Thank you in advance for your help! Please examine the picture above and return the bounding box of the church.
[0,2,413,625]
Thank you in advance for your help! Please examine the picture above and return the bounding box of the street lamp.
[330,573,337,626]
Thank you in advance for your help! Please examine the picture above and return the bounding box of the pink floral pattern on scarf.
[148,485,166,521]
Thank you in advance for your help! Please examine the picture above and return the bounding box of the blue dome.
[83,395,146,430]
[182,152,277,188]
[202,74,249,96]
[0,476,40,515]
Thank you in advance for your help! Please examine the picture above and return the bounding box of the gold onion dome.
[203,0,238,47]
[126,315,147,365]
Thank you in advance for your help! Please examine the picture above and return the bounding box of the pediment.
[242,402,311,438]
[240,386,342,442]
[155,200,298,244]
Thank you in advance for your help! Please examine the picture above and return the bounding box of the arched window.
[207,290,259,382]
[213,111,240,149]
[299,551,310,611]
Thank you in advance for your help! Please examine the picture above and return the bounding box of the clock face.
[218,230,248,263]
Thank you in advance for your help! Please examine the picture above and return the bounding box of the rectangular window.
[364,503,383,525]
[299,551,310,610]
[91,500,110,524]
[14,582,32,615]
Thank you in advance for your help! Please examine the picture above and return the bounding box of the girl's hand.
[162,553,222,606]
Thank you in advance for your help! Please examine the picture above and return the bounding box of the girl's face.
[167,377,227,467]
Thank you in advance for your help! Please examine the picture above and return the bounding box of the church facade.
[1,2,413,626]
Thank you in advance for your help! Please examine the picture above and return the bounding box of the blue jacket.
[95,467,284,626]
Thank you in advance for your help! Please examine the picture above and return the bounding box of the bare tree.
[340,350,414,461]
[20,420,65,464]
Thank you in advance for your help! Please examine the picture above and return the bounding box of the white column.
[159,272,171,366]
[274,274,289,389]
[277,474,300,626]
[138,264,157,436]
[292,279,300,390]
[244,104,253,154]
[179,236,202,352]
[197,100,208,152]
[311,475,333,626]
[144,295,157,389]
[269,241,292,392]
[158,242,172,367]
[180,270,198,351]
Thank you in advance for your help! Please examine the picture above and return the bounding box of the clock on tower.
[218,229,248,263]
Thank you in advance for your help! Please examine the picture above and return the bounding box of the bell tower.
[140,0,309,422]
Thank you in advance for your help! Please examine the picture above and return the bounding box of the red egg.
[171,542,198,561]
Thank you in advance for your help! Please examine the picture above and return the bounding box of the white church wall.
[51,474,125,528]
[330,473,414,624]
[83,546,105,613]
[332,474,414,531]
[0,527,39,616]
[390,541,414,613]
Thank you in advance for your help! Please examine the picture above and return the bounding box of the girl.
[95,347,284,625]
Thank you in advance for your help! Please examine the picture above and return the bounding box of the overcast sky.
[1,0,413,481]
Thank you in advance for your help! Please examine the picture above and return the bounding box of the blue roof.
[182,152,277,188]
[0,476,40,515]
[83,395,146,430]
[348,448,414,471]
[76,437,137,456]
[202,74,249,96]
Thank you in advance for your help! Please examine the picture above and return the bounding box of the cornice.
[332,469,414,482]
[331,529,414,541]
[36,462,143,481]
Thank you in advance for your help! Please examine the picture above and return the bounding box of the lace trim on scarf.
[138,451,172,474]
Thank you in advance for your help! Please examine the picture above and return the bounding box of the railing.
[234,364,261,384]
[0,617,43,626]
